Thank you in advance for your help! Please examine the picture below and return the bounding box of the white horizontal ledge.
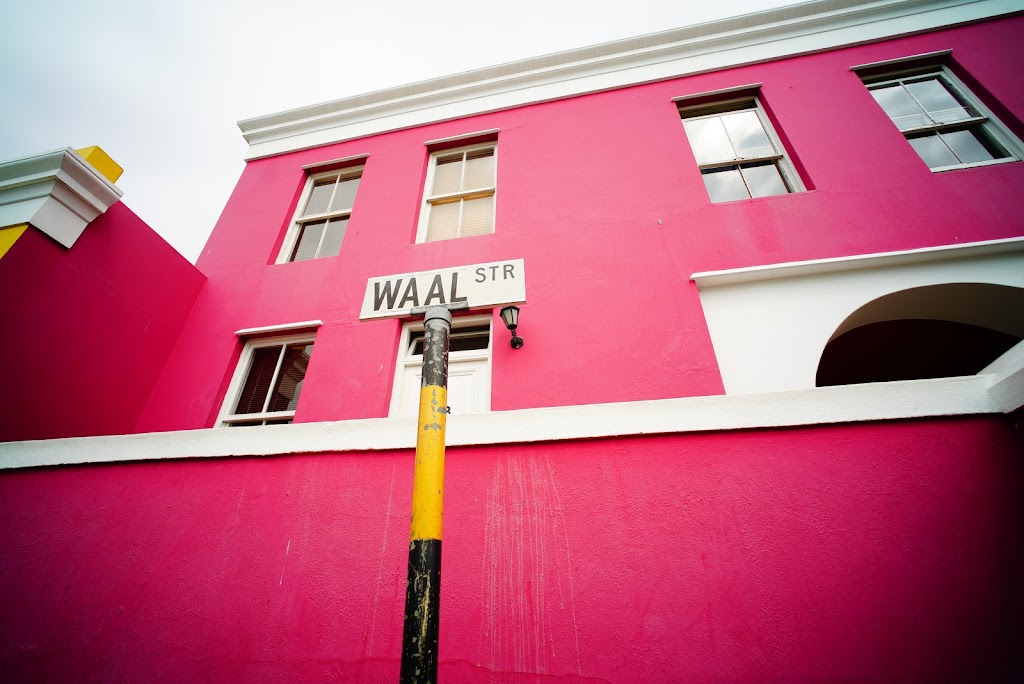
[423,128,500,147]
[234,320,323,336]
[301,154,368,171]
[691,236,1024,287]
[849,48,952,71]
[0,374,1009,470]
[672,83,762,102]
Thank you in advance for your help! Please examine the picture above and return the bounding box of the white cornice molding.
[0,148,123,248]
[1,372,1018,470]
[691,236,1024,287]
[237,0,1021,160]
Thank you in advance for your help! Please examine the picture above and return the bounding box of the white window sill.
[929,157,1018,173]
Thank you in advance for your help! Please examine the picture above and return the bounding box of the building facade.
[2,0,1023,681]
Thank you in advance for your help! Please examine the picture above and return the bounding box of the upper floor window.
[417,142,496,242]
[679,94,804,203]
[278,166,362,262]
[858,60,1023,171]
[218,333,315,426]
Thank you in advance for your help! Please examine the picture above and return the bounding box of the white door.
[392,320,492,418]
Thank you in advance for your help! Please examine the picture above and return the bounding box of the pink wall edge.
[1,418,1021,681]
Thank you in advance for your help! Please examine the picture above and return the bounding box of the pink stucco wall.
[0,203,204,441]
[136,16,1024,433]
[1,417,1021,681]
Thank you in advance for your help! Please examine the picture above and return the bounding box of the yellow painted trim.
[75,146,123,183]
[0,224,28,260]
[410,385,447,541]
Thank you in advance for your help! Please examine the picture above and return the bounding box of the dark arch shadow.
[816,283,1024,387]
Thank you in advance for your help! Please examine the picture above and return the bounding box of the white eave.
[0,148,123,248]
[237,0,1022,160]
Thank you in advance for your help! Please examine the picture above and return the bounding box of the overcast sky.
[1,0,798,262]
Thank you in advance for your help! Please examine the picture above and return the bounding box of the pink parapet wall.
[0,417,1020,681]
[138,15,1024,433]
[0,202,205,442]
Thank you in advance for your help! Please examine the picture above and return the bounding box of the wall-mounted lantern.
[499,306,524,349]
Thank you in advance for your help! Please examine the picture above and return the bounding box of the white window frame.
[860,64,1024,172]
[276,165,363,263]
[678,94,805,201]
[217,332,316,427]
[415,141,498,243]
[388,314,493,417]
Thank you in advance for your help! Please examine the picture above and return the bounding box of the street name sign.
[360,259,526,319]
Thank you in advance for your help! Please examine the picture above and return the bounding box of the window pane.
[684,117,736,164]
[431,154,463,195]
[908,133,959,168]
[426,201,461,242]
[463,148,495,190]
[410,334,424,356]
[409,325,490,356]
[449,325,490,352]
[721,111,775,159]
[940,129,998,165]
[871,85,929,131]
[702,167,749,202]
[318,218,348,258]
[330,176,360,212]
[905,78,971,124]
[291,221,325,262]
[267,343,314,412]
[304,180,335,216]
[460,195,494,237]
[234,347,282,414]
[741,161,788,198]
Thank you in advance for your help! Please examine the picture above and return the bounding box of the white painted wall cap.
[0,372,1018,470]
[691,236,1024,287]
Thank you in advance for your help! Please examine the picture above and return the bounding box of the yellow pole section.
[411,384,447,541]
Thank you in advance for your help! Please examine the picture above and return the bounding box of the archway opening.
[816,283,1024,387]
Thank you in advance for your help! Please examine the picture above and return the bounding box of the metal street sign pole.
[400,306,451,684]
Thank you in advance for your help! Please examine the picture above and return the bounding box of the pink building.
[2,0,1022,680]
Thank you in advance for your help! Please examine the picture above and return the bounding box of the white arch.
[692,237,1024,395]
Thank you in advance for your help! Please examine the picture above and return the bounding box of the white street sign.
[360,259,526,319]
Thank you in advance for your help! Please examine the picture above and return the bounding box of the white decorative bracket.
[0,148,123,249]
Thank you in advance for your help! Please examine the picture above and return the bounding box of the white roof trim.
[237,0,1021,160]
[0,148,123,248]
[0,373,1017,470]
[691,236,1024,287]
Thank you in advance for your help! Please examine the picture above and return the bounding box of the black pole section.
[400,306,451,684]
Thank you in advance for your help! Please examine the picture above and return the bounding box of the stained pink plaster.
[136,17,1024,433]
[0,203,204,441]
[1,418,1021,681]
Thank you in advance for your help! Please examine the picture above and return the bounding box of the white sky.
[1,0,798,262]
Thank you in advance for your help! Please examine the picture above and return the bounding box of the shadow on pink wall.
[0,202,205,442]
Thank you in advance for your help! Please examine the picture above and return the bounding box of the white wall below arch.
[692,238,1024,395]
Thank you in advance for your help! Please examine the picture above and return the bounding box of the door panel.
[396,358,489,418]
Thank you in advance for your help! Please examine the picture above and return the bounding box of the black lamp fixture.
[499,305,524,349]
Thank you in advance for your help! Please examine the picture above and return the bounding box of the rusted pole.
[400,306,451,684]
